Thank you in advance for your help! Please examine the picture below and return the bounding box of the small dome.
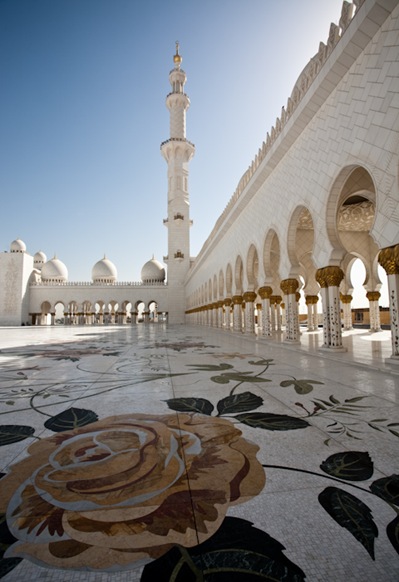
[141,257,165,283]
[41,256,68,283]
[10,239,26,253]
[34,251,47,268]
[92,256,117,283]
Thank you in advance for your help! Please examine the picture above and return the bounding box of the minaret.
[161,42,195,324]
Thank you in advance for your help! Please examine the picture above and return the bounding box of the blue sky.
[2,0,381,305]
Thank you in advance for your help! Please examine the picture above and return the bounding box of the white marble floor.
[0,324,398,582]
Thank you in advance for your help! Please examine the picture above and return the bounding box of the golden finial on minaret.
[173,41,182,67]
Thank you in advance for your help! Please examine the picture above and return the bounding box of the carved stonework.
[338,201,375,231]
[324,266,344,287]
[243,292,257,303]
[280,279,299,296]
[379,245,399,275]
[340,294,353,304]
[306,295,319,305]
[258,286,273,299]
[232,295,243,305]
[297,208,313,229]
[366,291,381,302]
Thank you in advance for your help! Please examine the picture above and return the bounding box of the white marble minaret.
[161,43,195,323]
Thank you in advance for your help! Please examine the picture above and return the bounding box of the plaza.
[0,324,398,581]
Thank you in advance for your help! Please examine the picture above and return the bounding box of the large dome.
[141,257,165,283]
[41,256,68,283]
[92,256,117,283]
[10,239,26,253]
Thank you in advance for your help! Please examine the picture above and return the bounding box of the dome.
[92,256,117,283]
[34,251,47,268]
[10,239,26,253]
[41,256,68,283]
[141,257,166,283]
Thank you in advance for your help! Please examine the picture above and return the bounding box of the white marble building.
[1,0,399,362]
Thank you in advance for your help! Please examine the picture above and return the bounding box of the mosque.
[1,0,399,364]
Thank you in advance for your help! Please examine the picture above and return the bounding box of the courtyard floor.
[0,324,398,581]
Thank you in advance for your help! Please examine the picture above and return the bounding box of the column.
[378,245,399,361]
[232,295,243,333]
[243,291,257,335]
[340,294,353,330]
[256,303,262,334]
[217,301,224,328]
[224,298,232,330]
[305,295,318,331]
[270,296,277,331]
[259,286,272,337]
[275,296,282,331]
[280,279,300,343]
[316,266,345,350]
[366,291,381,332]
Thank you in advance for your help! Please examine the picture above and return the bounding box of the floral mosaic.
[0,331,398,580]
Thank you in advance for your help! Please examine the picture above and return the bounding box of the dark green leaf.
[217,392,263,415]
[141,516,305,581]
[235,412,309,431]
[211,375,230,384]
[0,512,23,576]
[320,451,373,481]
[318,487,378,559]
[329,395,340,404]
[211,372,271,384]
[280,379,323,394]
[248,359,274,366]
[165,397,214,415]
[345,396,368,403]
[370,474,399,506]
[44,408,98,432]
[187,363,233,371]
[103,351,122,357]
[387,515,399,555]
[0,425,35,446]
[5,401,14,406]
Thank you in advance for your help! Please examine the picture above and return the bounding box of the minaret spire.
[161,43,195,324]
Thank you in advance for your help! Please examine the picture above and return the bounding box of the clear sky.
[2,0,385,306]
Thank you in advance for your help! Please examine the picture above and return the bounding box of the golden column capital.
[243,291,257,303]
[366,291,381,302]
[316,266,344,287]
[295,292,301,302]
[378,245,399,275]
[340,294,353,304]
[258,286,273,299]
[232,295,243,305]
[256,303,262,311]
[324,266,344,287]
[305,295,319,305]
[280,278,299,295]
[224,297,232,306]
[280,302,285,309]
[217,300,224,308]
[315,268,328,288]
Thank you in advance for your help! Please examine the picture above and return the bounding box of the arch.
[226,264,233,297]
[324,165,376,264]
[213,274,218,300]
[234,255,244,294]
[263,229,280,292]
[218,269,225,298]
[246,244,259,290]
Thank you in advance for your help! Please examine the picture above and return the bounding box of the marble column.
[232,295,243,333]
[243,291,257,335]
[259,286,272,337]
[378,245,399,361]
[340,294,353,330]
[366,291,381,332]
[280,279,300,343]
[305,295,318,331]
[316,266,345,350]
[224,298,232,330]
[217,301,224,328]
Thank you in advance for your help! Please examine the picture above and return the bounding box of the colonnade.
[186,247,399,362]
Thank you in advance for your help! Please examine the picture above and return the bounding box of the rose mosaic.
[0,327,398,580]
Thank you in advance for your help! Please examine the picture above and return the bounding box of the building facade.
[1,0,399,363]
